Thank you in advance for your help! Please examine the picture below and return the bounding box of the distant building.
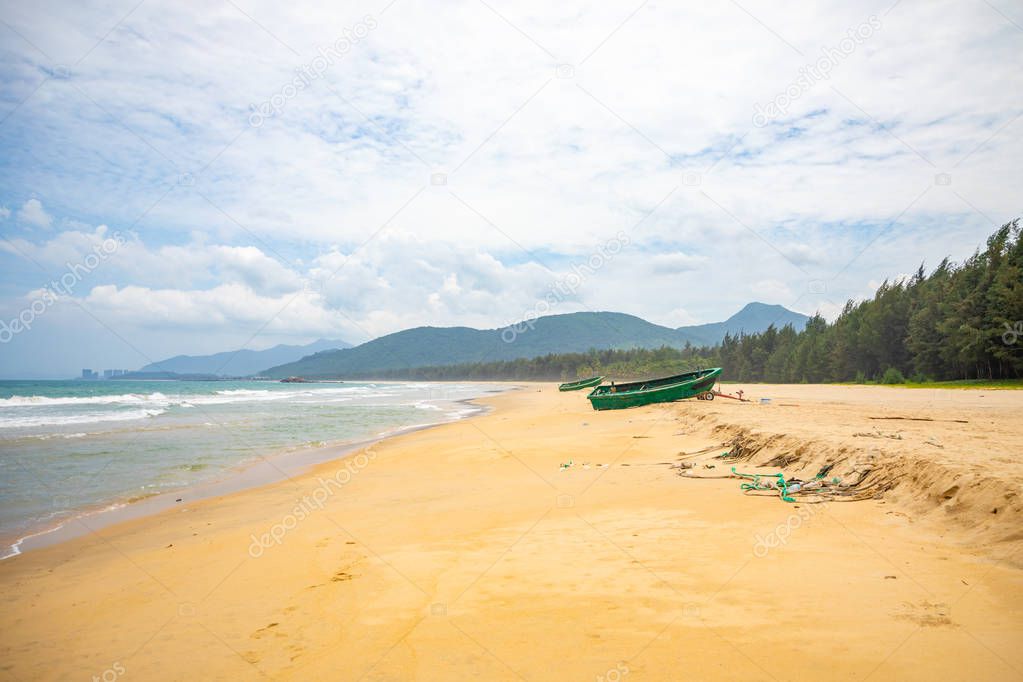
[81,369,97,380]
[102,369,126,378]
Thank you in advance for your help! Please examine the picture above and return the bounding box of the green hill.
[261,304,807,378]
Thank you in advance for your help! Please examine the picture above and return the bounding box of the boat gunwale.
[587,368,721,398]
[559,375,604,389]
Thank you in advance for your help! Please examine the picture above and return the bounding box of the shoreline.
[1,392,500,561]
[2,383,1020,680]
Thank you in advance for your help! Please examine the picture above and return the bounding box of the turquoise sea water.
[0,379,504,557]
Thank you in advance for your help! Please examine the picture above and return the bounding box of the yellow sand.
[2,384,1021,681]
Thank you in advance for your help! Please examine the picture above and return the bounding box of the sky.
[0,0,1020,377]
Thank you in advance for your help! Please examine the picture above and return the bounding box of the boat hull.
[586,368,722,410]
[558,376,604,391]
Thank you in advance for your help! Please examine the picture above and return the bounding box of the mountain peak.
[725,302,808,330]
[732,301,782,313]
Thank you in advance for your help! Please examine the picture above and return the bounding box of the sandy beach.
[2,383,1021,681]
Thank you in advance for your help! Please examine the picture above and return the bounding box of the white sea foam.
[0,408,166,429]
[1,498,132,561]
[1,521,67,560]
[0,383,489,430]
[0,392,170,407]
[0,382,404,409]
[0,388,364,415]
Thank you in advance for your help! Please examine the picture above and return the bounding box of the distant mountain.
[676,302,809,346]
[260,313,679,378]
[140,338,350,377]
[260,304,807,379]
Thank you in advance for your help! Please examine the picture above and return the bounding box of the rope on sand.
[676,462,871,503]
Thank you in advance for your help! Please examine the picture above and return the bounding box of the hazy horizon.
[1,300,798,379]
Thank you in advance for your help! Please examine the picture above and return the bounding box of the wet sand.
[1,383,1021,680]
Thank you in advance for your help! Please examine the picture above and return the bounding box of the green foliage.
[881,367,906,384]
[900,379,1023,389]
[713,220,1022,383]
[339,345,719,382]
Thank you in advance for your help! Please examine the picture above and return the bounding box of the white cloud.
[307,230,559,336]
[209,245,304,296]
[778,243,824,267]
[16,199,52,229]
[0,0,1017,374]
[751,279,793,301]
[661,307,700,327]
[2,0,1017,251]
[648,252,708,273]
[83,283,338,333]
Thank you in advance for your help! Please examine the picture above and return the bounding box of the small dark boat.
[559,376,604,392]
[586,368,722,410]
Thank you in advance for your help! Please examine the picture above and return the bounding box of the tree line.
[351,345,714,382]
[354,220,1022,383]
[721,219,1020,383]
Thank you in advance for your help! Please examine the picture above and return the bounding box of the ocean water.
[0,379,505,558]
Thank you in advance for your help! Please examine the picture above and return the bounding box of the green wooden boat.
[586,368,722,410]
[559,376,604,392]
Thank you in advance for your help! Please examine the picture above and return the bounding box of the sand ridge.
[680,384,1023,555]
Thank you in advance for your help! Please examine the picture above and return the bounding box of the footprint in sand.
[250,622,280,640]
